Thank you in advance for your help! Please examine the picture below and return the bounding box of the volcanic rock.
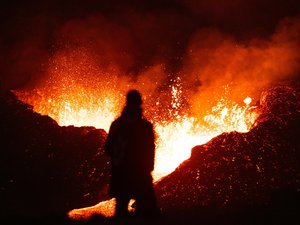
[155,85,300,215]
[0,91,110,217]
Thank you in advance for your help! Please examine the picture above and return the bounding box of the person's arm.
[147,123,156,172]
[105,122,116,157]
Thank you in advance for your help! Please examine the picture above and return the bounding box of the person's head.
[122,90,143,119]
[126,89,142,107]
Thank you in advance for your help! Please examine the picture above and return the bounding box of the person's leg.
[115,196,130,218]
[135,184,160,218]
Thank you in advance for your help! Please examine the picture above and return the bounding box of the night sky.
[1,0,300,91]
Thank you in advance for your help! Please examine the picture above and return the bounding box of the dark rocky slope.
[0,91,110,217]
[1,84,299,225]
[155,85,300,222]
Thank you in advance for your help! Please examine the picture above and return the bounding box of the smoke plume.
[1,1,300,120]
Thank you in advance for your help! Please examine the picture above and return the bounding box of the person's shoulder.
[111,117,123,127]
[141,118,153,127]
[113,117,121,123]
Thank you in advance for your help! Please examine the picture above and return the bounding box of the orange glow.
[14,48,258,219]
[68,198,135,220]
[153,97,256,181]
[11,14,300,219]
[16,81,257,219]
[15,84,257,182]
[64,89,257,218]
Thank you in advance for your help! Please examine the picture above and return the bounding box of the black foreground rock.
[0,84,299,225]
[155,84,300,224]
[0,91,110,217]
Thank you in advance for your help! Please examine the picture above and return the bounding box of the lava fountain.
[15,81,257,182]
[15,78,258,219]
[14,48,258,218]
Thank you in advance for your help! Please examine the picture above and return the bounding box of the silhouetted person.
[105,90,159,218]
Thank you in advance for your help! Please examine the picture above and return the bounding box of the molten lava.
[13,47,258,218]
[15,84,257,182]
[15,78,257,219]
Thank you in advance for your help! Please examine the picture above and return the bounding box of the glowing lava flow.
[15,82,258,219]
[66,95,257,219]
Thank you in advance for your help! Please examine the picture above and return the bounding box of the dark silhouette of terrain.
[155,84,300,224]
[0,91,110,219]
[1,83,299,225]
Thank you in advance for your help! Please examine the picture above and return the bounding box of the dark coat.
[105,113,155,198]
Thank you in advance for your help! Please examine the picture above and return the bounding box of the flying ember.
[15,75,258,219]
[15,82,257,182]
[13,48,258,219]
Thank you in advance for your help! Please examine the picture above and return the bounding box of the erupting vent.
[15,79,257,181]
[14,54,258,218]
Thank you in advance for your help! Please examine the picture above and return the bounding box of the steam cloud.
[1,0,300,117]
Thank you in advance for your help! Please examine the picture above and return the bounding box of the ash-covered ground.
[1,84,299,225]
